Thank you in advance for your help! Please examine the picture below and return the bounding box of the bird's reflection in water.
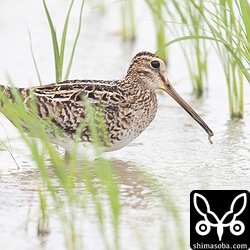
[3,157,155,211]
[70,157,154,209]
[109,159,153,209]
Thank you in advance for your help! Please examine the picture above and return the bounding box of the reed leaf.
[64,0,85,80]
[60,0,75,77]
[42,0,61,82]
[238,0,250,42]
[28,29,42,86]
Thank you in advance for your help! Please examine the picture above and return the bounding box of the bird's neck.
[121,74,158,113]
[123,73,154,96]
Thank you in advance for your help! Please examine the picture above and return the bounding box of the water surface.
[0,1,249,249]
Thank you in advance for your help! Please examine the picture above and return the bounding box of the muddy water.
[0,1,250,250]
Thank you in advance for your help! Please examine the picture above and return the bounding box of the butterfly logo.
[193,193,247,241]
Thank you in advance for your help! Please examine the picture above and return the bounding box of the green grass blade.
[42,0,61,82]
[159,33,250,84]
[157,35,219,52]
[238,0,250,43]
[0,139,20,169]
[28,29,43,86]
[60,0,75,76]
[64,0,85,80]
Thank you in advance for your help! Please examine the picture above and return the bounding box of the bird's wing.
[34,79,126,103]
[32,80,132,137]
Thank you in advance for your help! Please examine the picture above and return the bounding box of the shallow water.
[0,1,250,250]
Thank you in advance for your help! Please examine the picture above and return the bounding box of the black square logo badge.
[190,190,250,250]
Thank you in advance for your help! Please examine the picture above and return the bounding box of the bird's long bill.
[164,80,214,144]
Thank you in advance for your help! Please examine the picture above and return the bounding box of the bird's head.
[127,51,214,143]
[127,51,168,91]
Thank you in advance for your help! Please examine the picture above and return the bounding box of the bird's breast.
[106,90,158,151]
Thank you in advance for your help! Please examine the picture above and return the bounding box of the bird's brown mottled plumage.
[0,51,214,152]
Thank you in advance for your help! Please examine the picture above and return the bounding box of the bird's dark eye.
[151,60,160,69]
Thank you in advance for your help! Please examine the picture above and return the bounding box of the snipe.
[0,51,214,152]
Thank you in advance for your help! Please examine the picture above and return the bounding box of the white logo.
[193,193,247,241]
